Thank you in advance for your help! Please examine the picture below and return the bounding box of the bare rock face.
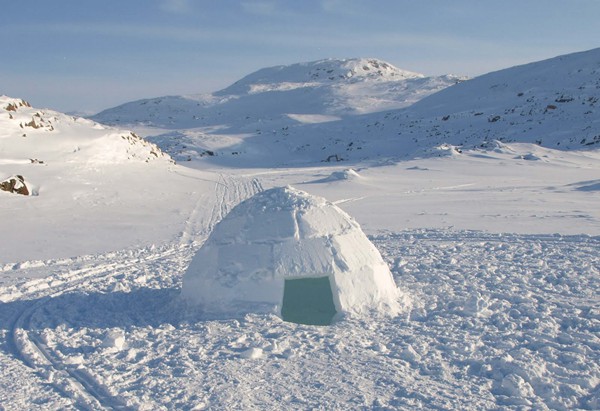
[0,175,30,196]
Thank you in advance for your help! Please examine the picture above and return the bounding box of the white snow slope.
[92,58,462,130]
[0,95,219,263]
[1,49,600,410]
[226,47,600,166]
[90,58,462,162]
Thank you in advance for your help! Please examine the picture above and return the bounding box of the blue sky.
[2,0,599,113]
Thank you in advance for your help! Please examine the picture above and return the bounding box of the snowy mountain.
[392,46,600,150]
[91,50,600,167]
[300,48,600,160]
[90,58,463,131]
[182,47,600,166]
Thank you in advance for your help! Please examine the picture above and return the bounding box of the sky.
[1,0,599,114]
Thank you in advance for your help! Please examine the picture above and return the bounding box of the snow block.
[182,186,406,324]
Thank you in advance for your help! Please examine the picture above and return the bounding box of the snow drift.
[182,186,405,324]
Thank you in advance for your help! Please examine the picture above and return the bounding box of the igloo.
[181,186,404,325]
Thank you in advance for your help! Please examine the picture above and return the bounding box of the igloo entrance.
[281,277,337,326]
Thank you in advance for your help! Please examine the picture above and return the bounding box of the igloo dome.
[181,186,405,325]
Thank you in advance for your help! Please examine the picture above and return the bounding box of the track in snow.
[1,173,263,410]
[4,193,598,409]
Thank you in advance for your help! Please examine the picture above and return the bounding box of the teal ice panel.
[281,277,337,326]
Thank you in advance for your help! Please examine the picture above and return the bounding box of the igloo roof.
[210,185,356,245]
[182,186,404,319]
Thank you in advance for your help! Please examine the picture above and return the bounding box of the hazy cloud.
[241,1,278,16]
[320,0,344,12]
[160,0,191,13]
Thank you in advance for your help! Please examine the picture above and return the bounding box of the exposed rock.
[324,154,343,162]
[3,99,31,112]
[0,175,30,196]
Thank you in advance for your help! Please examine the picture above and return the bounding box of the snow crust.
[182,186,404,318]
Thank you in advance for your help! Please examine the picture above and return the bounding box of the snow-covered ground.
[1,49,600,410]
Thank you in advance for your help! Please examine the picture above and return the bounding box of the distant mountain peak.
[216,58,423,96]
[90,57,460,133]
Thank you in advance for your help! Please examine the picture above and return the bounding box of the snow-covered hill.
[0,96,206,262]
[0,96,171,166]
[391,47,600,151]
[90,58,463,131]
[91,50,600,167]
[193,48,600,166]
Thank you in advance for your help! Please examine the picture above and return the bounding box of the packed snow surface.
[2,48,600,409]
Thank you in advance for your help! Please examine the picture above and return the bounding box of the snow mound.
[182,186,405,324]
[315,169,362,183]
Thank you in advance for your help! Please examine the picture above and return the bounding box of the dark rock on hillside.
[0,175,30,196]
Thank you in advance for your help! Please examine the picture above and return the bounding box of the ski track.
[1,174,263,410]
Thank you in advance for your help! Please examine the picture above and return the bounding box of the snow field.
[1,229,597,410]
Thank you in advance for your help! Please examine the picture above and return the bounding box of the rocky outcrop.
[3,99,31,112]
[0,175,30,196]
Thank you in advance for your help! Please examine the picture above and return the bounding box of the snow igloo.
[182,186,404,325]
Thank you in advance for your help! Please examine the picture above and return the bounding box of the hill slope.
[209,48,600,166]
[0,96,171,166]
[90,58,463,132]
[0,96,201,262]
[389,47,600,151]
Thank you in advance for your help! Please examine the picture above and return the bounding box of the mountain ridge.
[89,49,600,167]
[90,58,464,131]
